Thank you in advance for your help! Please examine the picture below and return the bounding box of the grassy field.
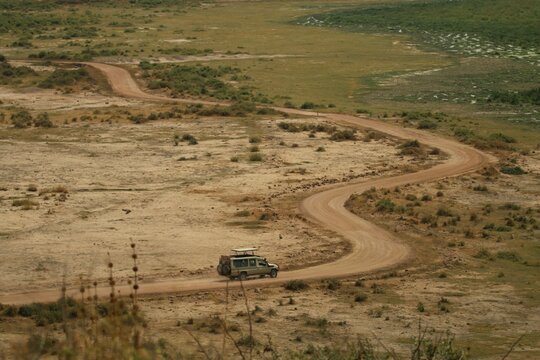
[302,0,540,55]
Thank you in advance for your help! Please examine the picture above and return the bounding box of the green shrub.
[376,199,395,212]
[500,166,525,175]
[11,110,33,128]
[249,153,262,162]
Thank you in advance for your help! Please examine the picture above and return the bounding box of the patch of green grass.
[305,0,540,49]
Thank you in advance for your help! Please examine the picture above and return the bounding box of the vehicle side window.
[249,259,256,267]
[233,259,243,268]
[241,259,248,267]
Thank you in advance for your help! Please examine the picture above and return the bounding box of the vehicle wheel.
[270,269,278,278]
[217,264,223,275]
[239,272,247,281]
[222,264,231,275]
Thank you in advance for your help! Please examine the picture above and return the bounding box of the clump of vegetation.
[11,110,33,128]
[11,111,54,128]
[474,248,493,260]
[277,121,337,134]
[354,293,368,303]
[249,153,263,162]
[33,112,53,128]
[329,129,356,141]
[488,87,540,106]
[174,133,198,145]
[284,279,308,291]
[500,166,525,175]
[12,198,39,210]
[140,62,270,103]
[326,279,341,291]
[39,67,92,89]
[376,199,395,212]
[0,55,35,84]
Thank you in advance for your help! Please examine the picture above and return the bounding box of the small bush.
[326,279,341,291]
[316,146,326,152]
[249,136,261,143]
[417,302,425,312]
[249,145,259,152]
[500,166,525,175]
[354,293,368,303]
[474,249,492,260]
[34,113,53,128]
[284,280,308,291]
[11,110,33,128]
[330,130,356,141]
[436,208,452,217]
[249,153,262,162]
[405,194,417,201]
[376,199,395,212]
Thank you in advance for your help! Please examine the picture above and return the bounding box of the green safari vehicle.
[217,248,279,280]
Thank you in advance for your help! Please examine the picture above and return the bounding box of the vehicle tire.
[270,269,278,278]
[222,264,231,275]
[217,264,223,275]
[239,272,247,281]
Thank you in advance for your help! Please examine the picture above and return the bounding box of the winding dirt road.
[0,62,495,305]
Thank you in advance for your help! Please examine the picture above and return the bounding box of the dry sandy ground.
[0,86,138,111]
[0,115,423,296]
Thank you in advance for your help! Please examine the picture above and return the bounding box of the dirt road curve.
[0,62,495,305]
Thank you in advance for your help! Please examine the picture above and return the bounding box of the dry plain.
[0,0,539,359]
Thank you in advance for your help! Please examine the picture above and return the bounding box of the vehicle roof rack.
[232,247,257,255]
